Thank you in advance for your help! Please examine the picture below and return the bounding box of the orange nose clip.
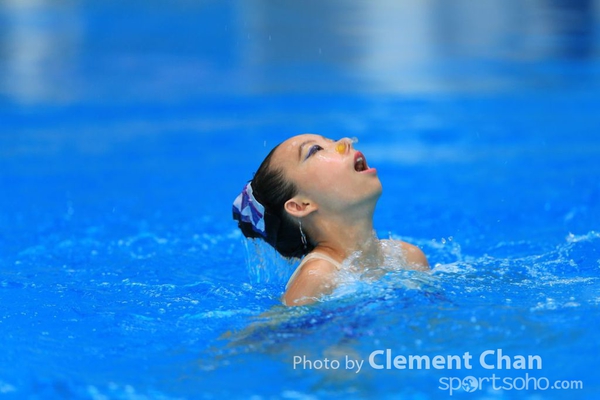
[336,143,346,154]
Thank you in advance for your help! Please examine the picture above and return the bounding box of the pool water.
[1,1,600,399]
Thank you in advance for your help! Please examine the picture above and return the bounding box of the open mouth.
[354,151,368,172]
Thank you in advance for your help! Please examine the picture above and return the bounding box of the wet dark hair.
[235,144,314,259]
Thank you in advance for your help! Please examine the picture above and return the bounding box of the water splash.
[566,230,600,244]
[233,230,599,331]
[243,239,297,286]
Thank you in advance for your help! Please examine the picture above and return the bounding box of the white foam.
[566,230,600,244]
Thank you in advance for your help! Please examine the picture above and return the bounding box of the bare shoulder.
[399,241,430,271]
[283,258,339,307]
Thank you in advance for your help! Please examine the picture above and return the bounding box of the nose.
[334,137,358,154]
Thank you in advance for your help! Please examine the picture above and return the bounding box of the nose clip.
[335,137,358,154]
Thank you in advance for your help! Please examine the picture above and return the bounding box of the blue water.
[2,1,600,399]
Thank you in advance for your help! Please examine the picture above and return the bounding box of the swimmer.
[233,134,429,306]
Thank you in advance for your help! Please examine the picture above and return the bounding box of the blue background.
[1,1,599,399]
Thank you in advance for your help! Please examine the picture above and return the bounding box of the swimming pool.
[1,1,599,399]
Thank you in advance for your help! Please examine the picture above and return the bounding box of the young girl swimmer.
[233,134,429,306]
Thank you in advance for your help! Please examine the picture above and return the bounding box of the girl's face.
[273,134,382,212]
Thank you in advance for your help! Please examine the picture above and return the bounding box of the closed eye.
[305,144,323,160]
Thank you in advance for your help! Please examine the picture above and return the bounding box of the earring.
[298,219,308,249]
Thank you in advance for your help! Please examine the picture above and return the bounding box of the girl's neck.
[308,207,381,262]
